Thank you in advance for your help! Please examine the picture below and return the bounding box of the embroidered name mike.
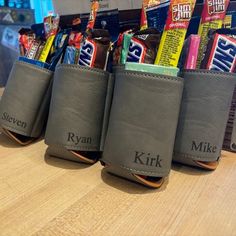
[127,38,147,63]
[134,151,162,168]
[2,112,27,129]
[67,132,92,145]
[78,39,97,67]
[207,34,236,72]
[191,141,217,153]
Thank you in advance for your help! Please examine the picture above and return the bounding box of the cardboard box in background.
[53,0,142,15]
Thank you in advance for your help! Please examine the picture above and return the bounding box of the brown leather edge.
[70,151,97,164]
[2,128,35,146]
[133,174,164,189]
[195,160,219,171]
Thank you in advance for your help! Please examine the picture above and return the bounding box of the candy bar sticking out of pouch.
[18,28,36,56]
[39,15,60,63]
[78,29,111,70]
[87,0,100,31]
[201,33,236,72]
[126,28,161,64]
[196,0,230,68]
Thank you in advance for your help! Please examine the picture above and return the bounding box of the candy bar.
[87,0,100,31]
[181,34,200,69]
[126,28,161,64]
[26,39,41,59]
[78,29,111,70]
[204,34,236,72]
[39,15,60,63]
[196,0,230,68]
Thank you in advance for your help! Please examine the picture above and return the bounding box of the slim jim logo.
[208,0,225,14]
[172,3,192,21]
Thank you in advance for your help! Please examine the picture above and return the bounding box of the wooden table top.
[0,132,236,236]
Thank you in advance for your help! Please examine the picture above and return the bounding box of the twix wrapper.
[155,0,196,67]
[196,0,230,68]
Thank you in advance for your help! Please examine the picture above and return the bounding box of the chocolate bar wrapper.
[26,40,41,59]
[126,28,161,64]
[202,33,236,72]
[78,29,111,70]
[63,46,78,64]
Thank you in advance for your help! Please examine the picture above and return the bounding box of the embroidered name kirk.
[67,132,92,145]
[191,141,217,153]
[134,151,162,168]
[2,112,27,129]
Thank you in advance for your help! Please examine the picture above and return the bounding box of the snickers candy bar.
[78,29,111,70]
[126,28,161,64]
[202,33,236,72]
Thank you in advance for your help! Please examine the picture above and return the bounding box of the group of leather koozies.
[0,59,235,188]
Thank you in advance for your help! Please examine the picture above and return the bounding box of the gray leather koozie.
[45,64,112,164]
[102,69,183,188]
[230,109,236,152]
[0,61,53,145]
[223,86,236,152]
[174,70,236,170]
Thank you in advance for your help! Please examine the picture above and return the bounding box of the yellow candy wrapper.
[155,0,196,67]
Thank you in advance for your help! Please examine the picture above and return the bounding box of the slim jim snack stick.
[196,0,230,68]
[155,0,196,67]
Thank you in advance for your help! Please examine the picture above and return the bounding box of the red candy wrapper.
[87,1,100,31]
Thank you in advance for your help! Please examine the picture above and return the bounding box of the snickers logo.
[208,34,236,72]
[127,38,147,63]
[172,3,192,21]
[78,39,97,67]
[208,0,225,14]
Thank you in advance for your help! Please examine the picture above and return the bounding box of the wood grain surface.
[0,132,236,236]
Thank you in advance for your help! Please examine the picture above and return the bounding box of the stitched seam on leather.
[1,124,30,136]
[183,70,236,79]
[57,64,109,76]
[63,144,99,150]
[16,61,53,75]
[101,159,168,175]
[121,165,168,175]
[174,152,219,160]
[120,71,183,82]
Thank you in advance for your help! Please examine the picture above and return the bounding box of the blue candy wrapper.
[63,46,78,64]
[146,0,170,32]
